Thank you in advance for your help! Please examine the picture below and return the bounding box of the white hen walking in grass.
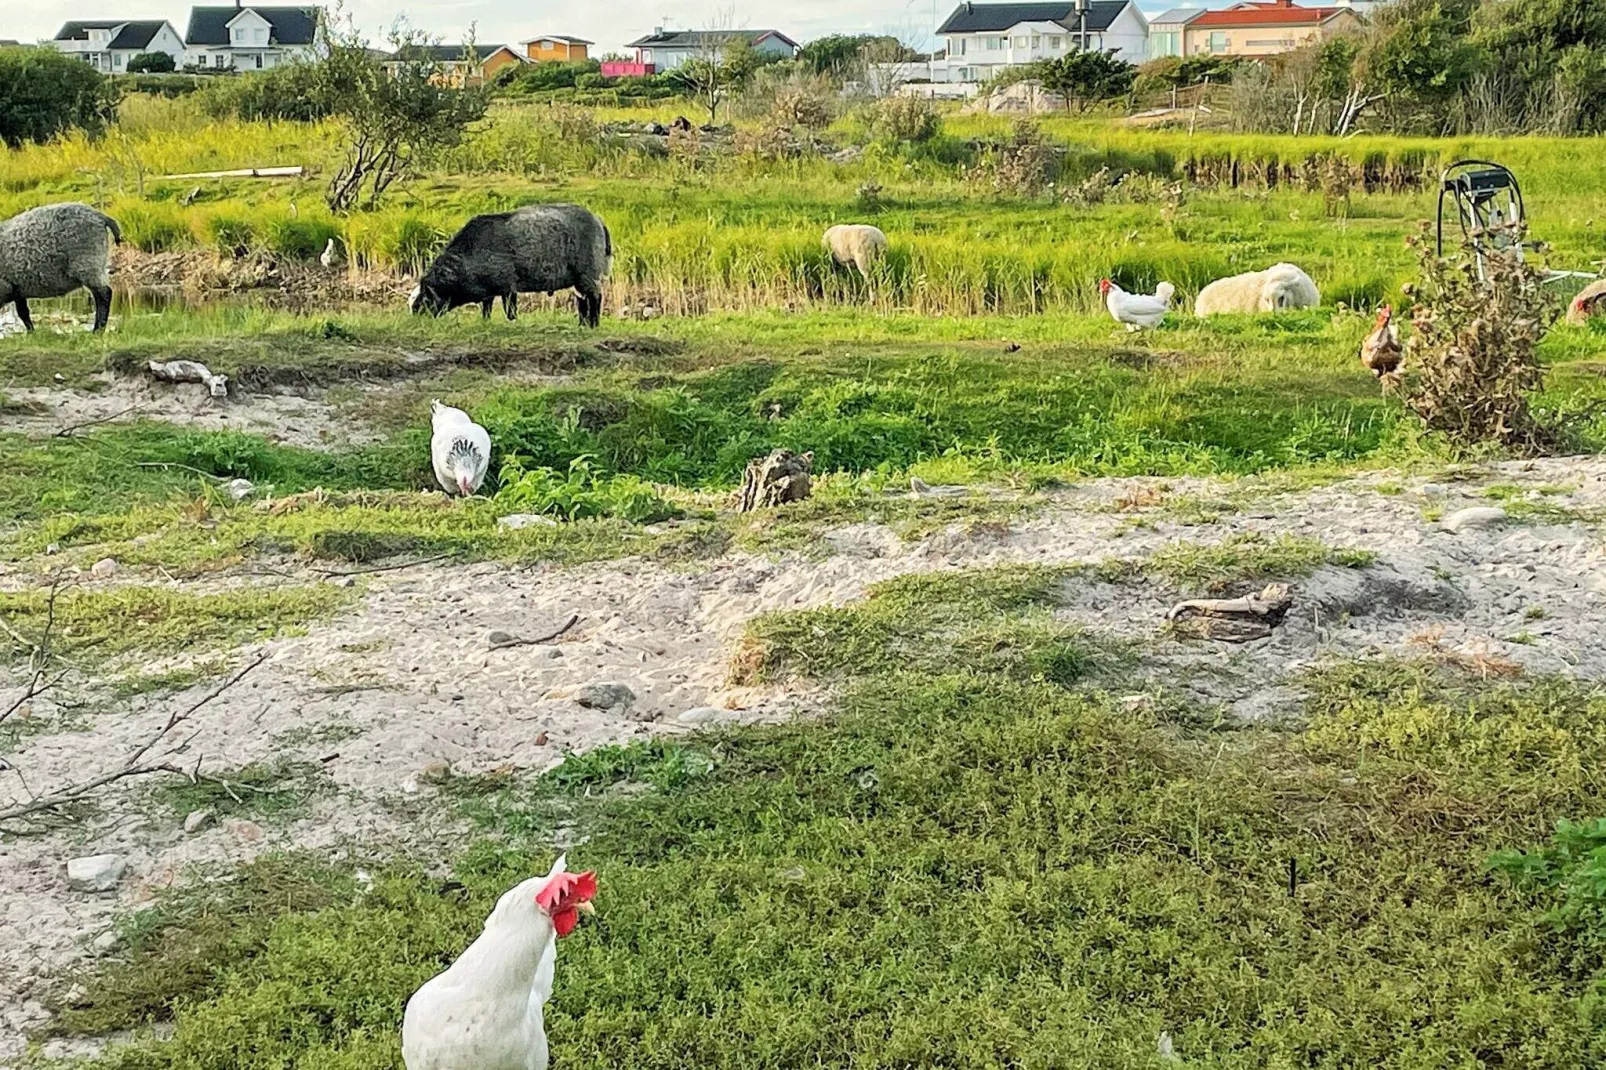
[431,400,491,497]
[402,856,597,1070]
[1100,278,1175,331]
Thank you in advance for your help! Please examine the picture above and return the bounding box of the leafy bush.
[1491,817,1606,979]
[196,63,331,122]
[377,213,446,275]
[495,456,676,523]
[261,214,341,260]
[498,59,602,94]
[126,51,176,74]
[198,211,257,257]
[0,46,118,146]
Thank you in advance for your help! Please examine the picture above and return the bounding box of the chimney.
[654,25,663,33]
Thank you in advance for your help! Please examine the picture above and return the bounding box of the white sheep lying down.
[822,224,888,280]
[1194,263,1320,316]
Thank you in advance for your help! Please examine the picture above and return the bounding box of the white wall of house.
[185,9,319,71]
[639,34,793,72]
[935,4,1148,82]
[52,22,186,73]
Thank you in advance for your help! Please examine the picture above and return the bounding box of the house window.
[1031,34,1040,47]
[1208,31,1228,52]
[1049,35,1062,49]
[114,53,124,67]
[984,36,1002,50]
[1013,35,1028,48]
[214,53,225,67]
[1148,31,1179,58]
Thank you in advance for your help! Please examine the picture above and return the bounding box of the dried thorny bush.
[735,124,796,162]
[855,182,884,213]
[768,87,832,131]
[1060,166,1114,206]
[990,119,1055,197]
[869,95,940,145]
[667,124,702,166]
[1401,223,1563,451]
[547,103,600,144]
[1319,154,1354,218]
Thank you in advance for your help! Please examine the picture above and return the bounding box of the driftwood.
[148,359,229,399]
[154,166,304,180]
[1166,583,1293,643]
[487,613,581,651]
[737,449,813,512]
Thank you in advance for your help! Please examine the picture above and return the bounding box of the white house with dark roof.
[928,2,1148,83]
[622,28,799,73]
[51,20,186,73]
[183,5,322,71]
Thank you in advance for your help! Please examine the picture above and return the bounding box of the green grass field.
[5,93,1606,1070]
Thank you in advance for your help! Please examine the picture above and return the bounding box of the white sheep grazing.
[822,224,888,281]
[1194,262,1320,316]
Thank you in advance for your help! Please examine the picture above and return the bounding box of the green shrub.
[261,214,340,260]
[495,456,676,523]
[115,201,192,253]
[378,213,446,274]
[0,46,118,146]
[198,211,257,257]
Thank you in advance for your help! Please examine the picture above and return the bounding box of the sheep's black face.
[410,283,449,317]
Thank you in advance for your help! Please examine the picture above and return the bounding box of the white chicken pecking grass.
[402,855,598,1070]
[1100,278,1175,331]
[430,400,492,497]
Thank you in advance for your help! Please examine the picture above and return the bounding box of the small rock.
[225,478,255,502]
[639,306,659,321]
[487,630,517,646]
[90,557,118,579]
[45,542,59,555]
[1443,506,1507,533]
[226,819,263,844]
[778,865,807,882]
[574,682,636,711]
[328,575,357,588]
[91,931,120,954]
[420,759,453,784]
[498,513,559,530]
[66,854,127,893]
[1418,483,1447,497]
[676,706,723,726]
[531,645,563,660]
[182,809,214,835]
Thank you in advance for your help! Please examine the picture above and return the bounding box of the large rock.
[574,682,636,711]
[1442,506,1507,533]
[66,854,127,893]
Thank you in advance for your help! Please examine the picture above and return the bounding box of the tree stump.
[737,449,813,512]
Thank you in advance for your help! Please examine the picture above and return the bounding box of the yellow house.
[522,35,592,62]
[1184,0,1363,57]
[386,44,525,86]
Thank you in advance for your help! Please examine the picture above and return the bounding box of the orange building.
[522,35,591,62]
[385,44,525,86]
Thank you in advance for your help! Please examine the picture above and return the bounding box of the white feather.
[430,400,491,496]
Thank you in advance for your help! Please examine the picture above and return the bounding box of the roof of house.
[1191,1,1349,26]
[389,43,517,63]
[54,20,170,48]
[1149,7,1208,26]
[185,6,320,47]
[520,34,593,44]
[936,2,1132,34]
[624,28,799,50]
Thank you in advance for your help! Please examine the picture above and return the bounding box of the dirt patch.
[2,457,1606,1060]
[112,247,410,312]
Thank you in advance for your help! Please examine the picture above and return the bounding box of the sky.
[5,0,967,54]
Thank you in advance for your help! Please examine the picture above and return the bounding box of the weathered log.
[1166,583,1292,643]
[737,449,813,512]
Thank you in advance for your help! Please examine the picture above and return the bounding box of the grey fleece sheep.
[0,203,122,333]
[410,203,612,327]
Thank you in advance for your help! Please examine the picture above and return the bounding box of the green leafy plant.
[495,455,676,523]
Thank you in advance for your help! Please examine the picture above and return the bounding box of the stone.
[676,706,723,726]
[1418,483,1446,497]
[91,931,120,954]
[66,854,127,893]
[182,809,213,835]
[574,682,636,710]
[497,513,559,530]
[328,575,357,588]
[1443,506,1507,533]
[90,557,118,579]
[420,759,453,784]
[225,478,255,502]
[487,630,516,646]
[226,819,263,844]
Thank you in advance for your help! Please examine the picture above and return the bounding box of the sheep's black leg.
[504,292,517,321]
[13,297,33,332]
[578,286,601,328]
[480,299,493,319]
[88,287,112,333]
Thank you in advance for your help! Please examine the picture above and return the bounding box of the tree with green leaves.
[675,35,763,124]
[317,19,489,212]
[798,34,920,75]
[1033,51,1135,113]
[0,46,117,147]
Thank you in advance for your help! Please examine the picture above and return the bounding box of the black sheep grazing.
[410,204,612,327]
[0,202,123,333]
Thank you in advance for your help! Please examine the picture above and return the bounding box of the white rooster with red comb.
[402,856,597,1070]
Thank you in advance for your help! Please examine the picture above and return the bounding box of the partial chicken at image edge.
[402,856,598,1070]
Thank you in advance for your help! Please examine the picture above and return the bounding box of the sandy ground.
[1,452,1605,1061]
